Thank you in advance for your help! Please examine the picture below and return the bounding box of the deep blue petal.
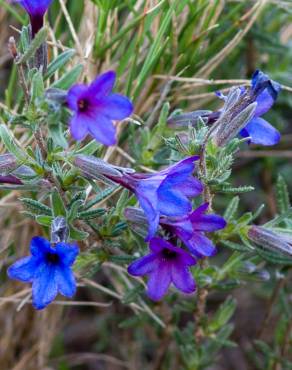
[32,263,58,310]
[7,256,40,282]
[55,243,79,266]
[56,266,76,297]
[243,117,280,146]
[30,236,51,258]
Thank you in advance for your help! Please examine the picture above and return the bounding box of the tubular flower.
[8,236,79,310]
[15,0,54,35]
[67,71,133,146]
[108,156,203,240]
[160,203,226,257]
[128,237,196,301]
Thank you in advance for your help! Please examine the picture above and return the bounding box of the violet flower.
[160,203,226,257]
[8,236,79,309]
[108,156,203,240]
[15,0,54,36]
[67,71,133,146]
[128,237,196,301]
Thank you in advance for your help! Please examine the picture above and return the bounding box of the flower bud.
[167,110,211,128]
[213,102,257,147]
[74,155,124,179]
[0,153,18,175]
[248,225,292,256]
[51,216,69,244]
[124,207,147,224]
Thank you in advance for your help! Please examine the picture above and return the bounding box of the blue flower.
[108,156,203,240]
[67,71,133,146]
[160,203,226,257]
[128,237,196,301]
[15,0,54,35]
[239,70,281,146]
[7,236,79,310]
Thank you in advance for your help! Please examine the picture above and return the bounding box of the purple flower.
[8,236,79,310]
[109,156,203,240]
[128,237,196,301]
[160,203,226,257]
[15,0,54,35]
[239,70,281,146]
[67,71,133,146]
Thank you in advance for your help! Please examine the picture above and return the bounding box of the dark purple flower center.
[45,252,60,264]
[78,98,90,112]
[161,248,177,260]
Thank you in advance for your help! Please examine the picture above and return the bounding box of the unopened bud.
[167,110,211,128]
[213,102,257,147]
[124,207,147,224]
[0,153,18,175]
[74,155,123,179]
[248,225,292,256]
[51,216,69,244]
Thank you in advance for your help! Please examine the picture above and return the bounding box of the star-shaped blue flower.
[128,237,196,301]
[67,71,133,146]
[15,0,54,35]
[8,236,79,310]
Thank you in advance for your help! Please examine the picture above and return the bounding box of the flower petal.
[18,0,53,16]
[7,256,40,282]
[190,205,226,231]
[173,176,203,198]
[56,267,76,297]
[98,94,133,120]
[87,113,117,146]
[243,117,280,146]
[55,243,79,266]
[255,89,276,117]
[70,113,89,141]
[171,262,196,294]
[88,71,116,98]
[128,253,159,276]
[67,84,88,111]
[185,232,217,257]
[30,236,51,258]
[157,188,192,217]
[146,261,171,301]
[32,264,58,310]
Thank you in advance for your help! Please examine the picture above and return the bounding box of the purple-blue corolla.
[128,237,196,301]
[67,71,133,146]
